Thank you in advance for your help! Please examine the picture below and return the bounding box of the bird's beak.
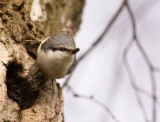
[72,48,80,54]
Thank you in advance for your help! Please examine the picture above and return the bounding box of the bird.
[37,28,79,79]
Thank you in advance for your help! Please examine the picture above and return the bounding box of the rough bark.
[0,0,84,121]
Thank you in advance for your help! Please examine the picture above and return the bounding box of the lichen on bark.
[39,0,85,36]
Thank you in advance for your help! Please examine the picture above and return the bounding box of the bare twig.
[66,85,120,122]
[62,1,126,88]
[153,67,160,72]
[123,41,149,122]
[134,38,157,121]
[124,1,157,122]
[135,87,160,107]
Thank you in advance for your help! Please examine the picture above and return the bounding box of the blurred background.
[57,0,160,122]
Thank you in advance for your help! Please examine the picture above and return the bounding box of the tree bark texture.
[0,0,84,121]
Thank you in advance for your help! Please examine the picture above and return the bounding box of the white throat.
[37,49,74,79]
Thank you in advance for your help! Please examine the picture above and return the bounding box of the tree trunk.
[0,0,84,121]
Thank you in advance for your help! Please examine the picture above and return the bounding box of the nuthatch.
[37,28,79,79]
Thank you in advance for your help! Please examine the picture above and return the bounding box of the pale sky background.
[60,0,160,122]
[31,0,160,122]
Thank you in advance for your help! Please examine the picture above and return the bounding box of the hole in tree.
[6,61,39,110]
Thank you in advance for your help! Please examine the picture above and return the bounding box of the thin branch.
[62,1,126,88]
[125,1,157,122]
[123,40,149,122]
[135,87,160,107]
[153,67,160,72]
[66,85,120,122]
[149,69,157,122]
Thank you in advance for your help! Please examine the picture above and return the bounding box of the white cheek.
[37,49,74,79]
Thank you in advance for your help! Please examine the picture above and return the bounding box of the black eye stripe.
[51,47,80,54]
[51,47,67,51]
[59,48,66,51]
